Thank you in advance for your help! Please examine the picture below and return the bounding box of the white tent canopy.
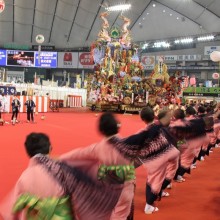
[0,0,219,49]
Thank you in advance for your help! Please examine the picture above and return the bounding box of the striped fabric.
[5,96,49,113]
[35,155,122,220]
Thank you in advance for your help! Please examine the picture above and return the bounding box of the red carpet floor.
[0,112,220,219]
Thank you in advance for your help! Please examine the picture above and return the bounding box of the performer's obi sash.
[12,193,73,220]
[97,164,135,184]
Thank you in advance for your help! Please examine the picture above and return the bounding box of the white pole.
[146,91,149,103]
[131,93,134,104]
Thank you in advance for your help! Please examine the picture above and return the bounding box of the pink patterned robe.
[214,120,220,141]
[60,136,135,220]
[0,156,65,220]
[0,155,122,220]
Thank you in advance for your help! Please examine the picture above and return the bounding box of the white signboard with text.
[58,52,78,68]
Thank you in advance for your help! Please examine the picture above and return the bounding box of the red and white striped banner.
[5,96,49,113]
[67,95,82,107]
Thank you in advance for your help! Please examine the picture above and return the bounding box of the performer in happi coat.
[11,95,20,123]
[60,112,136,220]
[0,133,122,220]
[24,96,36,123]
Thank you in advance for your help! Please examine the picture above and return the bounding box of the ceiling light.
[142,17,145,20]
[197,35,215,41]
[147,12,149,15]
[154,41,170,48]
[177,17,179,20]
[163,10,166,13]
[152,4,156,7]
[174,40,180,44]
[180,38,193,43]
[142,43,148,49]
[106,4,131,11]
[170,13,172,16]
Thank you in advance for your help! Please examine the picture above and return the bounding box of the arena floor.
[0,112,219,220]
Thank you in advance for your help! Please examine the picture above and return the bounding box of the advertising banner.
[141,55,155,69]
[58,52,78,68]
[78,52,94,69]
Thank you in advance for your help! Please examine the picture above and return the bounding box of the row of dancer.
[0,107,218,219]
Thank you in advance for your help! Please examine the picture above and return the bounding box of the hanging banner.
[204,46,220,56]
[154,55,201,61]
[78,52,94,69]
[177,55,201,61]
[141,55,155,69]
[58,52,78,68]
[156,55,177,61]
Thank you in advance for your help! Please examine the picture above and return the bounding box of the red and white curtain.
[67,95,82,107]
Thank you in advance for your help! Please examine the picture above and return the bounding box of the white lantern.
[210,51,220,62]
[212,72,220,79]
[36,35,45,44]
[0,0,5,13]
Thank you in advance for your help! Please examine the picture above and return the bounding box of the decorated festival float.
[86,12,185,112]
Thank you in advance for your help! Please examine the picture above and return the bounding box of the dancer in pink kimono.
[142,109,180,211]
[0,133,122,220]
[60,112,135,220]
[156,110,180,197]
[185,106,205,168]
[171,109,196,182]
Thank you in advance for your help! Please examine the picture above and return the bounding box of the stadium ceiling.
[0,0,219,49]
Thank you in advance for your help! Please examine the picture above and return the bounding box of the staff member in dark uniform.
[11,95,21,123]
[24,96,36,123]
